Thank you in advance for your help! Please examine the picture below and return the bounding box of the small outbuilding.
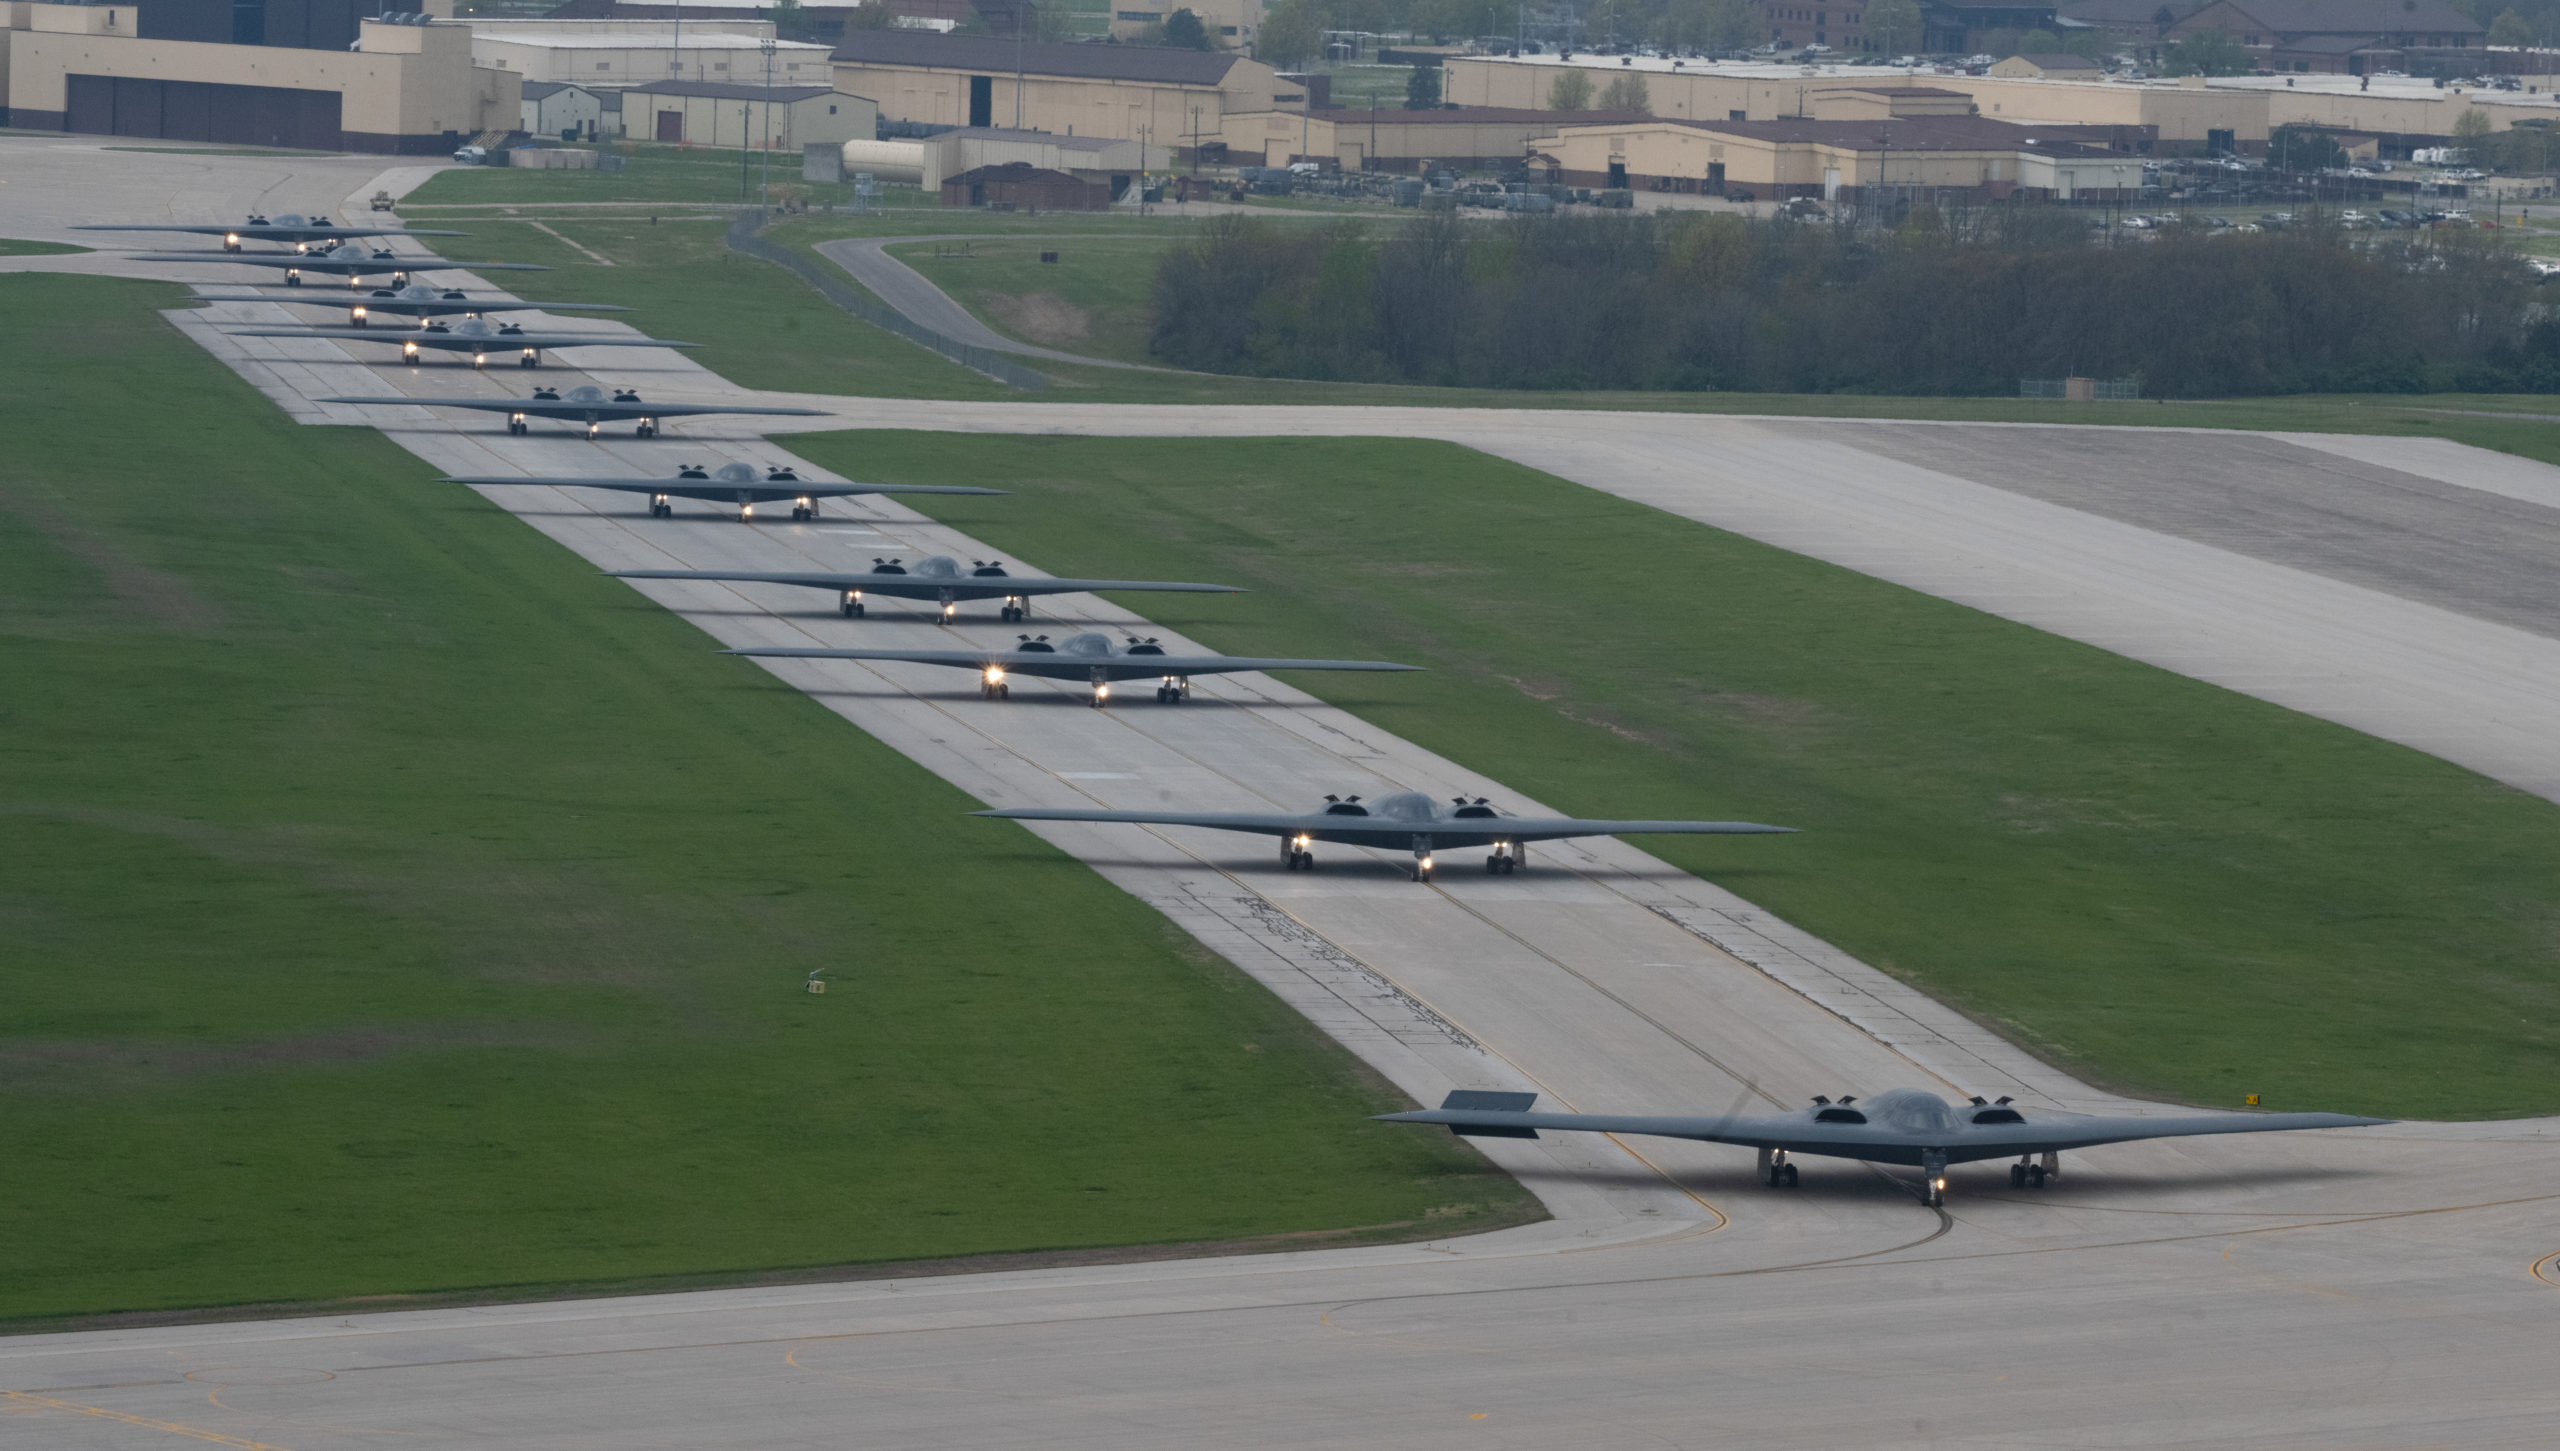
[522,80,605,140]
[614,79,876,148]
[939,161,1113,211]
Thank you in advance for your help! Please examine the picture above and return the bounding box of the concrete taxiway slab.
[9,150,2559,1449]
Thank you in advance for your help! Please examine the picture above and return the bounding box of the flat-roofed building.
[1541,111,2146,201]
[469,18,834,89]
[832,30,1275,150]
[1219,104,1649,170]
[618,78,875,146]
[6,3,518,151]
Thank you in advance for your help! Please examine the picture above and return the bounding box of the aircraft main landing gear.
[635,421,658,439]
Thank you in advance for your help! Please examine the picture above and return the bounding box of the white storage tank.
[840,139,926,184]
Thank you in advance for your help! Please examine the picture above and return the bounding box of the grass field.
[0,237,88,255]
[403,143,895,208]
[772,431,2560,1122]
[0,276,1536,1326]
[889,235,1167,365]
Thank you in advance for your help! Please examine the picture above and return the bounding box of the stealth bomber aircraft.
[726,631,1416,708]
[445,461,1001,522]
[316,384,825,438]
[229,316,695,369]
[133,241,544,289]
[77,213,463,252]
[190,284,632,327]
[1385,1087,2388,1206]
[611,554,1238,620]
[975,788,1792,880]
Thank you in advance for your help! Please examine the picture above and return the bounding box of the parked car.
[451,144,488,165]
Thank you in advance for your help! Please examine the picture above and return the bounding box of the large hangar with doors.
[5,0,518,151]
[831,30,1276,152]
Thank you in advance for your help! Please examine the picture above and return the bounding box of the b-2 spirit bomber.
[132,241,545,288]
[317,385,825,439]
[1386,1087,2387,1207]
[445,462,1002,522]
[610,555,1240,621]
[190,284,633,328]
[975,788,1793,881]
[229,315,696,369]
[725,632,1417,709]
[77,213,465,252]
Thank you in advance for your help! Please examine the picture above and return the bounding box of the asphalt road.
[6,141,2558,1449]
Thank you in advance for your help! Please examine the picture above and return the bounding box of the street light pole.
[761,34,776,210]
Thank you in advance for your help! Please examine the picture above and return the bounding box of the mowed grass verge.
[0,277,1535,1326]
[785,432,2560,1122]
[433,213,2560,454]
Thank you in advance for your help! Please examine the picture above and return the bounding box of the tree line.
[1148,209,2560,396]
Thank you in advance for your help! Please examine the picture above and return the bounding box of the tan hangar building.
[5,0,517,152]
[832,30,1278,153]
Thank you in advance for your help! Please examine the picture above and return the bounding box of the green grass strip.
[0,277,1535,1325]
[783,431,2560,1122]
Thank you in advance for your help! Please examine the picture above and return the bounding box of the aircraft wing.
[619,402,830,418]
[447,479,1005,497]
[972,809,1328,838]
[316,398,828,418]
[188,296,633,312]
[77,224,466,237]
[721,647,1417,679]
[129,253,547,270]
[225,328,698,349]
[972,808,1792,839]
[1379,1102,2389,1162]
[603,570,1230,593]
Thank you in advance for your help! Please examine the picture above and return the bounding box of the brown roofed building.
[939,161,1114,210]
[2169,0,2484,73]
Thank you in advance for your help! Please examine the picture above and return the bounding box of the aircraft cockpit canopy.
[712,463,757,483]
[1057,632,1114,657]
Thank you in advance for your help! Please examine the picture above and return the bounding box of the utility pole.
[741,103,752,201]
[671,0,682,83]
[760,34,776,210]
[1015,0,1028,129]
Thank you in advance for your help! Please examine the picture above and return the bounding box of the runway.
[6,142,2559,1448]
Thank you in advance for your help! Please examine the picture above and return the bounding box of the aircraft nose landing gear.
[1758,1147,1799,1187]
